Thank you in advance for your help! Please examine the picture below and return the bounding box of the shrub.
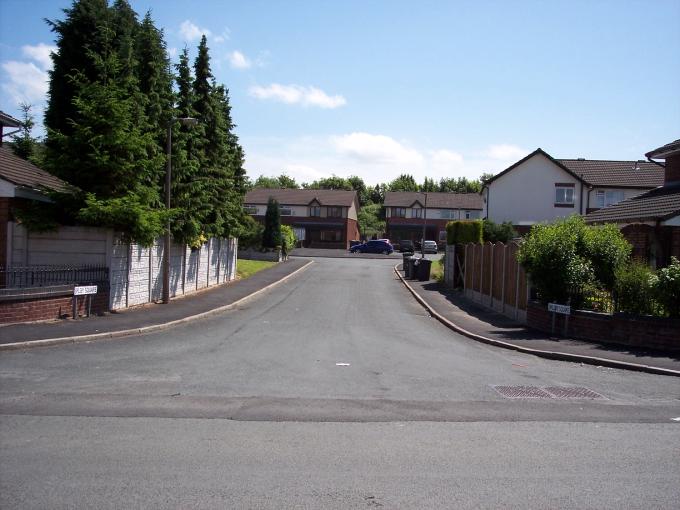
[654,257,680,317]
[580,223,631,291]
[614,261,657,315]
[446,220,483,245]
[239,215,264,249]
[482,219,517,243]
[280,224,297,255]
[517,216,595,304]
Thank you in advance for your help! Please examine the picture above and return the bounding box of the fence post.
[479,244,484,303]
[501,244,507,314]
[514,253,520,321]
[489,243,495,308]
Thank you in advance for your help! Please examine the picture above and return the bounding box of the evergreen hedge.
[446,220,483,245]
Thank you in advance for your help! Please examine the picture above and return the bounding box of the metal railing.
[0,265,109,289]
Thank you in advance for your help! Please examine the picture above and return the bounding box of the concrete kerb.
[0,260,314,351]
[393,264,680,378]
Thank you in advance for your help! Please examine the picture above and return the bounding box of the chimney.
[665,153,680,185]
[645,139,680,186]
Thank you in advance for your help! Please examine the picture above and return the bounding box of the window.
[440,209,455,219]
[595,190,624,208]
[393,207,406,218]
[280,207,293,216]
[243,204,257,215]
[555,184,575,206]
[328,206,343,218]
[320,230,342,242]
[439,230,447,242]
[309,206,321,217]
[411,208,423,218]
[465,210,480,219]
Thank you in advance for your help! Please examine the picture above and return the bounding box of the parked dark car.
[350,240,394,254]
[399,240,414,253]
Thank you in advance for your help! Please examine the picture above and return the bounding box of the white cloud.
[1,60,49,104]
[249,83,346,109]
[212,28,230,44]
[21,43,56,70]
[168,47,178,58]
[228,50,251,69]
[431,149,464,174]
[487,143,527,161]
[179,20,211,41]
[332,132,424,168]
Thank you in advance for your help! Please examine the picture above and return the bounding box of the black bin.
[408,257,419,279]
[417,258,432,281]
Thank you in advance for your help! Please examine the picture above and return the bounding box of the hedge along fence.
[446,220,483,245]
[444,241,528,323]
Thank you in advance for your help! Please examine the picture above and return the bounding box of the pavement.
[0,258,311,347]
[395,266,680,375]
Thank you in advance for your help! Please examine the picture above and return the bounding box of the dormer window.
[411,208,423,218]
[310,206,321,217]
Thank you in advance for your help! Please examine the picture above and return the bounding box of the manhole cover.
[491,386,553,399]
[543,387,604,399]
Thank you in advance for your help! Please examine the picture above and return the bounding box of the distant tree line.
[14,0,247,247]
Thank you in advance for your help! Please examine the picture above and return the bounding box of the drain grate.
[492,386,553,399]
[492,385,605,400]
[543,386,604,400]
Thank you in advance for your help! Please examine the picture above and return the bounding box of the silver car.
[423,240,438,254]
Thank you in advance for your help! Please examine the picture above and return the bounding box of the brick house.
[384,192,483,246]
[585,139,680,268]
[482,148,663,233]
[243,188,360,249]
[0,143,72,269]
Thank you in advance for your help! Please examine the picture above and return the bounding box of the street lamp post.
[163,116,198,304]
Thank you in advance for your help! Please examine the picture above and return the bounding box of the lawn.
[236,259,277,279]
[430,256,445,282]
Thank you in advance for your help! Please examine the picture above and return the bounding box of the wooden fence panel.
[492,242,505,303]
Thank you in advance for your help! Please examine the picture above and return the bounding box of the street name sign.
[548,303,571,315]
[74,285,98,296]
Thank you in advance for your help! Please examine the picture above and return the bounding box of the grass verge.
[431,256,445,282]
[237,259,277,279]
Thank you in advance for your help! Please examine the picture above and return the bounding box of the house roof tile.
[584,184,680,223]
[556,159,663,188]
[0,145,71,193]
[384,191,483,209]
[484,148,663,189]
[645,138,680,160]
[244,188,358,207]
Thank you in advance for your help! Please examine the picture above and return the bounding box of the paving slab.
[0,259,310,345]
[399,270,680,373]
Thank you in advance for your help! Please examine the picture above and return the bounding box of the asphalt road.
[1,257,679,508]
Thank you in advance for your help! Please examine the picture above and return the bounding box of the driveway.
[1,257,679,508]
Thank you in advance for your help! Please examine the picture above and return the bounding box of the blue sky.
[1,0,679,185]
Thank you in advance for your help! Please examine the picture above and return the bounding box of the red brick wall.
[621,223,653,261]
[527,301,680,352]
[664,154,680,185]
[346,218,360,247]
[0,291,109,324]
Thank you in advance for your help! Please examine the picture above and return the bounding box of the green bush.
[517,217,591,303]
[580,223,631,291]
[482,219,517,243]
[654,257,680,317]
[614,261,657,315]
[280,224,297,255]
[239,215,264,249]
[446,220,483,245]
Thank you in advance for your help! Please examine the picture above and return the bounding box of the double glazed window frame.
[392,207,406,218]
[327,206,343,218]
[555,183,575,207]
[595,190,624,209]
